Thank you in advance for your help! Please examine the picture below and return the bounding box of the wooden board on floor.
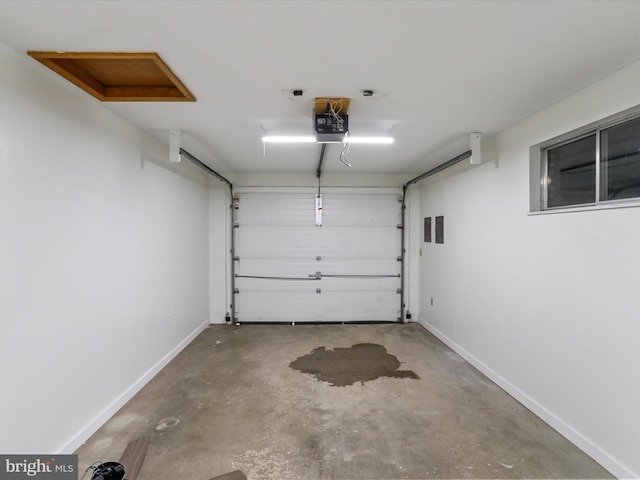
[207,471,247,480]
[119,437,149,480]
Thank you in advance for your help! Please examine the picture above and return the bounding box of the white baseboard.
[58,320,209,454]
[416,317,636,480]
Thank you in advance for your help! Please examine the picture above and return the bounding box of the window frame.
[530,104,640,214]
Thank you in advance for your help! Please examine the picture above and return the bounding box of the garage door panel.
[235,226,321,257]
[237,281,321,293]
[237,290,399,323]
[313,258,400,274]
[237,278,398,293]
[318,277,399,291]
[318,227,399,257]
[234,190,401,323]
[237,193,401,227]
[236,226,399,259]
[237,291,323,322]
[236,259,320,278]
[320,291,399,321]
[237,194,314,225]
[323,194,401,226]
[236,258,400,277]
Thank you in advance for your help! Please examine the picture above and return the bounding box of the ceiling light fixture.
[262,136,393,144]
[346,136,394,144]
[262,136,317,143]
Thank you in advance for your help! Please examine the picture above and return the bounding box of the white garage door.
[234,187,402,323]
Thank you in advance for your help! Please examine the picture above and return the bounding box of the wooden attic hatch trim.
[314,97,350,115]
[27,51,196,102]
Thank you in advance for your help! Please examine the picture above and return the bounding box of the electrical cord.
[327,97,344,124]
[318,97,350,167]
[80,462,103,480]
[340,132,351,167]
[80,461,125,480]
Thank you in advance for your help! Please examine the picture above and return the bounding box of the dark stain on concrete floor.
[289,342,419,386]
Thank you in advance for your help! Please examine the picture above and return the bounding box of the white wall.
[416,60,640,478]
[0,42,210,454]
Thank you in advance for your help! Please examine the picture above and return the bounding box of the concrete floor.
[76,324,613,480]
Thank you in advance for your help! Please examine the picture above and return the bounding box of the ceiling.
[2,0,640,176]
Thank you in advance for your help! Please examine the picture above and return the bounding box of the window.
[532,105,640,212]
[546,134,596,208]
[600,116,640,201]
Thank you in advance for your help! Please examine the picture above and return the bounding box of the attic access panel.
[28,52,195,102]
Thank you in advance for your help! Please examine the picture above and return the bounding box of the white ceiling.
[2,0,640,176]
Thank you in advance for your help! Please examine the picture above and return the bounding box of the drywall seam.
[58,320,209,454]
[416,317,636,480]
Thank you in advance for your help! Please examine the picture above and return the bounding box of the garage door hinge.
[234,288,240,294]
[396,288,402,294]
[233,223,240,228]
[316,288,321,294]
[234,256,240,261]
[397,224,403,229]
[396,256,402,261]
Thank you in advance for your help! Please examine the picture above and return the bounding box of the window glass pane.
[546,134,596,208]
[600,116,640,201]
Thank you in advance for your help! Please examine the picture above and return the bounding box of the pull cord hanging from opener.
[325,98,351,168]
[340,131,351,167]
